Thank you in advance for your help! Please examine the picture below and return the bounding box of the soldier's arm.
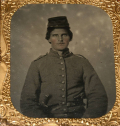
[20,61,46,118]
[82,58,108,118]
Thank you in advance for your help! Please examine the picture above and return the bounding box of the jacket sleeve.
[82,58,108,118]
[20,61,46,118]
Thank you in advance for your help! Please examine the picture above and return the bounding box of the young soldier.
[20,16,108,118]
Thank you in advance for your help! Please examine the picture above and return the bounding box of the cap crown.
[47,16,70,28]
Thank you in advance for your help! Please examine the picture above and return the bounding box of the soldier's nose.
[58,36,63,41]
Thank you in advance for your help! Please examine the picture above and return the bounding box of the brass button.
[62,89,65,91]
[61,62,64,65]
[67,102,71,106]
[62,102,65,105]
[62,95,65,98]
[61,68,64,70]
[62,81,65,84]
[62,75,65,77]
[63,108,66,111]
[60,57,62,59]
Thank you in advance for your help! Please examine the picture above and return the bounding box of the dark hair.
[45,27,73,41]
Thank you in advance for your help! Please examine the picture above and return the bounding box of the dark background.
[10,4,116,114]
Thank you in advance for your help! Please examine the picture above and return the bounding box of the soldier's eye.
[63,34,68,37]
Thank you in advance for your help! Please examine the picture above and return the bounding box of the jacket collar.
[49,48,73,58]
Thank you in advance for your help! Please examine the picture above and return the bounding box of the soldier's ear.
[48,39,51,44]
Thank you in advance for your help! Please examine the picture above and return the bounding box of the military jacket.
[20,48,108,118]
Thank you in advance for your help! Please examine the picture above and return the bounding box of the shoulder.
[74,54,94,69]
[72,54,91,65]
[34,53,48,62]
[27,53,48,70]
[30,53,48,67]
[74,54,86,59]
[73,54,87,61]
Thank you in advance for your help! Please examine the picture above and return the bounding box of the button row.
[59,58,66,109]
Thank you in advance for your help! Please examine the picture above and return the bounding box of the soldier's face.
[49,29,70,51]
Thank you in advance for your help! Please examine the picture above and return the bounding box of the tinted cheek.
[64,38,70,43]
[51,38,58,43]
[64,38,69,40]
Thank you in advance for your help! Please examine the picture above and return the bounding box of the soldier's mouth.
[58,43,65,44]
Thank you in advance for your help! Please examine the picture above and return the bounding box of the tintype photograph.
[10,4,116,118]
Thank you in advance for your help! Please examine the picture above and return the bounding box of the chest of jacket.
[38,55,85,106]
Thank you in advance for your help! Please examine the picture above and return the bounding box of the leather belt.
[66,101,84,107]
[67,102,75,107]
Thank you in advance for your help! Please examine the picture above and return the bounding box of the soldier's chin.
[57,47,67,50]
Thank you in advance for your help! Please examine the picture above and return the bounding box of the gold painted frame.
[0,0,120,125]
